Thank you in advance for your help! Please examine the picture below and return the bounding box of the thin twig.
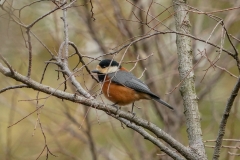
[204,139,240,143]
[0,54,14,74]
[89,0,95,21]
[206,145,240,150]
[188,6,240,14]
[228,152,240,156]
[166,54,203,94]
[8,105,44,128]
[27,2,66,28]
[30,31,54,57]
[229,34,240,43]
[68,41,98,82]
[108,31,234,57]
[0,84,28,94]
[26,29,32,77]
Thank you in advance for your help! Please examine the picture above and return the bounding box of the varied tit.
[92,59,174,112]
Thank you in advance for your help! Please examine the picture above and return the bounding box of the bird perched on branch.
[92,59,174,112]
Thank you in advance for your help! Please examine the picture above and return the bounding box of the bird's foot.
[111,103,121,117]
[129,102,136,118]
[128,111,136,118]
[136,106,141,109]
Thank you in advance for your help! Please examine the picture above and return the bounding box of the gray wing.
[108,71,158,98]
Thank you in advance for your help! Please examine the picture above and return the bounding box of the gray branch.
[212,77,240,160]
[172,0,207,159]
[114,116,186,160]
[0,62,199,160]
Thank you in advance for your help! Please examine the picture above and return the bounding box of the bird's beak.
[91,70,100,73]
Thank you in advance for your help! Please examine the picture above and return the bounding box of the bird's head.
[92,59,121,74]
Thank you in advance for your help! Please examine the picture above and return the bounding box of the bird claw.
[128,111,136,118]
[111,103,121,117]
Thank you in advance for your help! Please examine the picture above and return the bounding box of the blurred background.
[0,0,240,159]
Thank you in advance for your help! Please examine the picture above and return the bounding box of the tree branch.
[0,84,28,94]
[108,31,234,57]
[0,62,198,160]
[172,0,207,159]
[212,77,240,160]
[114,115,185,160]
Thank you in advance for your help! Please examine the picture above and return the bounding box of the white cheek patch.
[107,66,119,73]
[104,66,119,73]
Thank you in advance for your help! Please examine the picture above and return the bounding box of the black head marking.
[99,59,121,68]
[97,73,106,82]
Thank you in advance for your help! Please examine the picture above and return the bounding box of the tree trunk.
[172,0,207,159]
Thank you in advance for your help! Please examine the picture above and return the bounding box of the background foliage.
[0,0,240,159]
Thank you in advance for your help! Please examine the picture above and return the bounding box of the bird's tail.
[152,97,174,110]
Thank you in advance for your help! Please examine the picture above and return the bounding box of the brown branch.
[108,31,234,57]
[18,0,49,20]
[89,0,95,21]
[213,77,240,160]
[27,2,66,29]
[68,41,98,82]
[188,6,240,14]
[8,105,43,128]
[30,31,54,57]
[126,0,172,30]
[26,29,32,77]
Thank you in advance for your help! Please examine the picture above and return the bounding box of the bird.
[92,59,174,112]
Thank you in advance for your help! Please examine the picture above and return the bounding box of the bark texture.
[172,0,207,159]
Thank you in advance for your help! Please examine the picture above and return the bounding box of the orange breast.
[102,79,142,105]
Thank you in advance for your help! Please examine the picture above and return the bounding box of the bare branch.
[109,31,234,57]
[205,139,240,143]
[26,29,32,77]
[0,54,14,74]
[173,0,207,159]
[27,2,66,29]
[228,152,240,156]
[68,41,98,82]
[213,78,240,160]
[0,62,199,160]
[114,116,185,160]
[188,6,240,14]
[8,105,43,128]
[0,84,28,94]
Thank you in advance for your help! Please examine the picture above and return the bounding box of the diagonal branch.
[68,41,98,82]
[0,54,14,74]
[113,115,185,160]
[26,2,66,29]
[212,77,240,160]
[0,62,198,160]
